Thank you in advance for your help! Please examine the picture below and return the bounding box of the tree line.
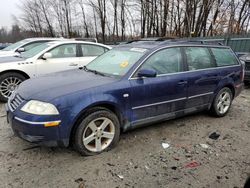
[1,0,250,43]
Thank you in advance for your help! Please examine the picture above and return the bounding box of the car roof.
[24,37,66,42]
[46,40,112,49]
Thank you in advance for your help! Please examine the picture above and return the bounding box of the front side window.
[81,44,107,56]
[21,43,52,59]
[185,47,214,70]
[49,44,77,58]
[86,48,146,77]
[140,47,183,75]
[211,48,239,67]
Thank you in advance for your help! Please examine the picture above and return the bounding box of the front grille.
[9,94,24,111]
[245,62,250,71]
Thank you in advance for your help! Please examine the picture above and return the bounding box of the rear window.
[211,48,239,67]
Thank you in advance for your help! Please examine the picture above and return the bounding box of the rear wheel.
[0,72,26,102]
[73,108,120,156]
[210,87,233,117]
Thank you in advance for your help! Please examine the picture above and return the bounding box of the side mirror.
[42,52,52,60]
[137,69,157,78]
[16,48,25,53]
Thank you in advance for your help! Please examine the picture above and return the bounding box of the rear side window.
[211,48,239,67]
[140,47,183,75]
[185,47,214,70]
[81,44,107,57]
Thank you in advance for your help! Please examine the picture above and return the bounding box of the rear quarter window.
[211,48,239,67]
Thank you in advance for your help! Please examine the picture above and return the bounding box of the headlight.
[21,100,59,115]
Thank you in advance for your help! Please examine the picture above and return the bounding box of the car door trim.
[132,92,214,110]
[188,92,214,99]
[132,97,187,110]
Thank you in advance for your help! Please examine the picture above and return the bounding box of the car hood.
[0,50,16,57]
[17,69,117,102]
[0,56,25,64]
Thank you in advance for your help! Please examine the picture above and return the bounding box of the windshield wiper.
[83,66,107,77]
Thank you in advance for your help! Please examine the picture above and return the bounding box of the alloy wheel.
[217,91,231,114]
[0,77,22,98]
[82,117,115,152]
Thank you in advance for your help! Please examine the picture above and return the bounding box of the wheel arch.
[0,69,30,79]
[69,102,124,144]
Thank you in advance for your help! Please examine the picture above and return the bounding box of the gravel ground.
[0,87,249,188]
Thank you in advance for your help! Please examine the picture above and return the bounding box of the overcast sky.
[0,0,21,28]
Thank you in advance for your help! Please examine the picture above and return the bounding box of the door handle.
[69,63,78,66]
[178,80,188,85]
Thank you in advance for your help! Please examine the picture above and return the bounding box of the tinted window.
[81,44,106,56]
[140,48,183,75]
[211,48,238,66]
[185,47,214,70]
[22,42,46,51]
[49,44,77,58]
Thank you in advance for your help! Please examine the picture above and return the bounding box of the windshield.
[21,43,51,59]
[2,39,30,51]
[86,48,147,77]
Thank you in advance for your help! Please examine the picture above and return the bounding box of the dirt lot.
[0,87,249,188]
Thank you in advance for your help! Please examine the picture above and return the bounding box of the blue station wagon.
[6,40,244,155]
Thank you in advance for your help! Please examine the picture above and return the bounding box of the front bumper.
[6,105,63,147]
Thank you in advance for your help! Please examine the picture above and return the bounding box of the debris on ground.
[117,174,124,180]
[199,143,209,149]
[75,178,84,183]
[185,161,200,168]
[162,142,170,149]
[209,132,221,140]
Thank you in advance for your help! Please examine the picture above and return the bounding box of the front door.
[35,43,79,76]
[129,47,188,123]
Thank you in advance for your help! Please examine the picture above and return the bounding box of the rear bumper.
[234,83,244,97]
[244,71,250,81]
[6,105,67,147]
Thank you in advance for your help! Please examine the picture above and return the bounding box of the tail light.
[240,60,245,82]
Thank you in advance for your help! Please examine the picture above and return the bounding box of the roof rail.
[126,37,177,44]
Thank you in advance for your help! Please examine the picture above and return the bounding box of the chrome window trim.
[129,64,240,80]
[132,92,214,110]
[128,45,240,80]
[14,117,61,125]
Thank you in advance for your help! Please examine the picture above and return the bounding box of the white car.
[0,41,111,102]
[0,38,65,57]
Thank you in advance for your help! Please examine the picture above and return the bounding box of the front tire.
[210,87,233,117]
[73,108,120,156]
[0,72,26,102]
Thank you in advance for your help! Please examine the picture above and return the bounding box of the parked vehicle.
[0,41,111,102]
[0,43,11,50]
[239,53,250,84]
[0,38,64,57]
[6,40,244,155]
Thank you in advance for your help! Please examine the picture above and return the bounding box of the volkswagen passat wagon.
[6,40,244,155]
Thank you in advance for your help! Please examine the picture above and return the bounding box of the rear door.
[129,47,188,122]
[184,47,220,108]
[79,44,108,66]
[35,43,79,76]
